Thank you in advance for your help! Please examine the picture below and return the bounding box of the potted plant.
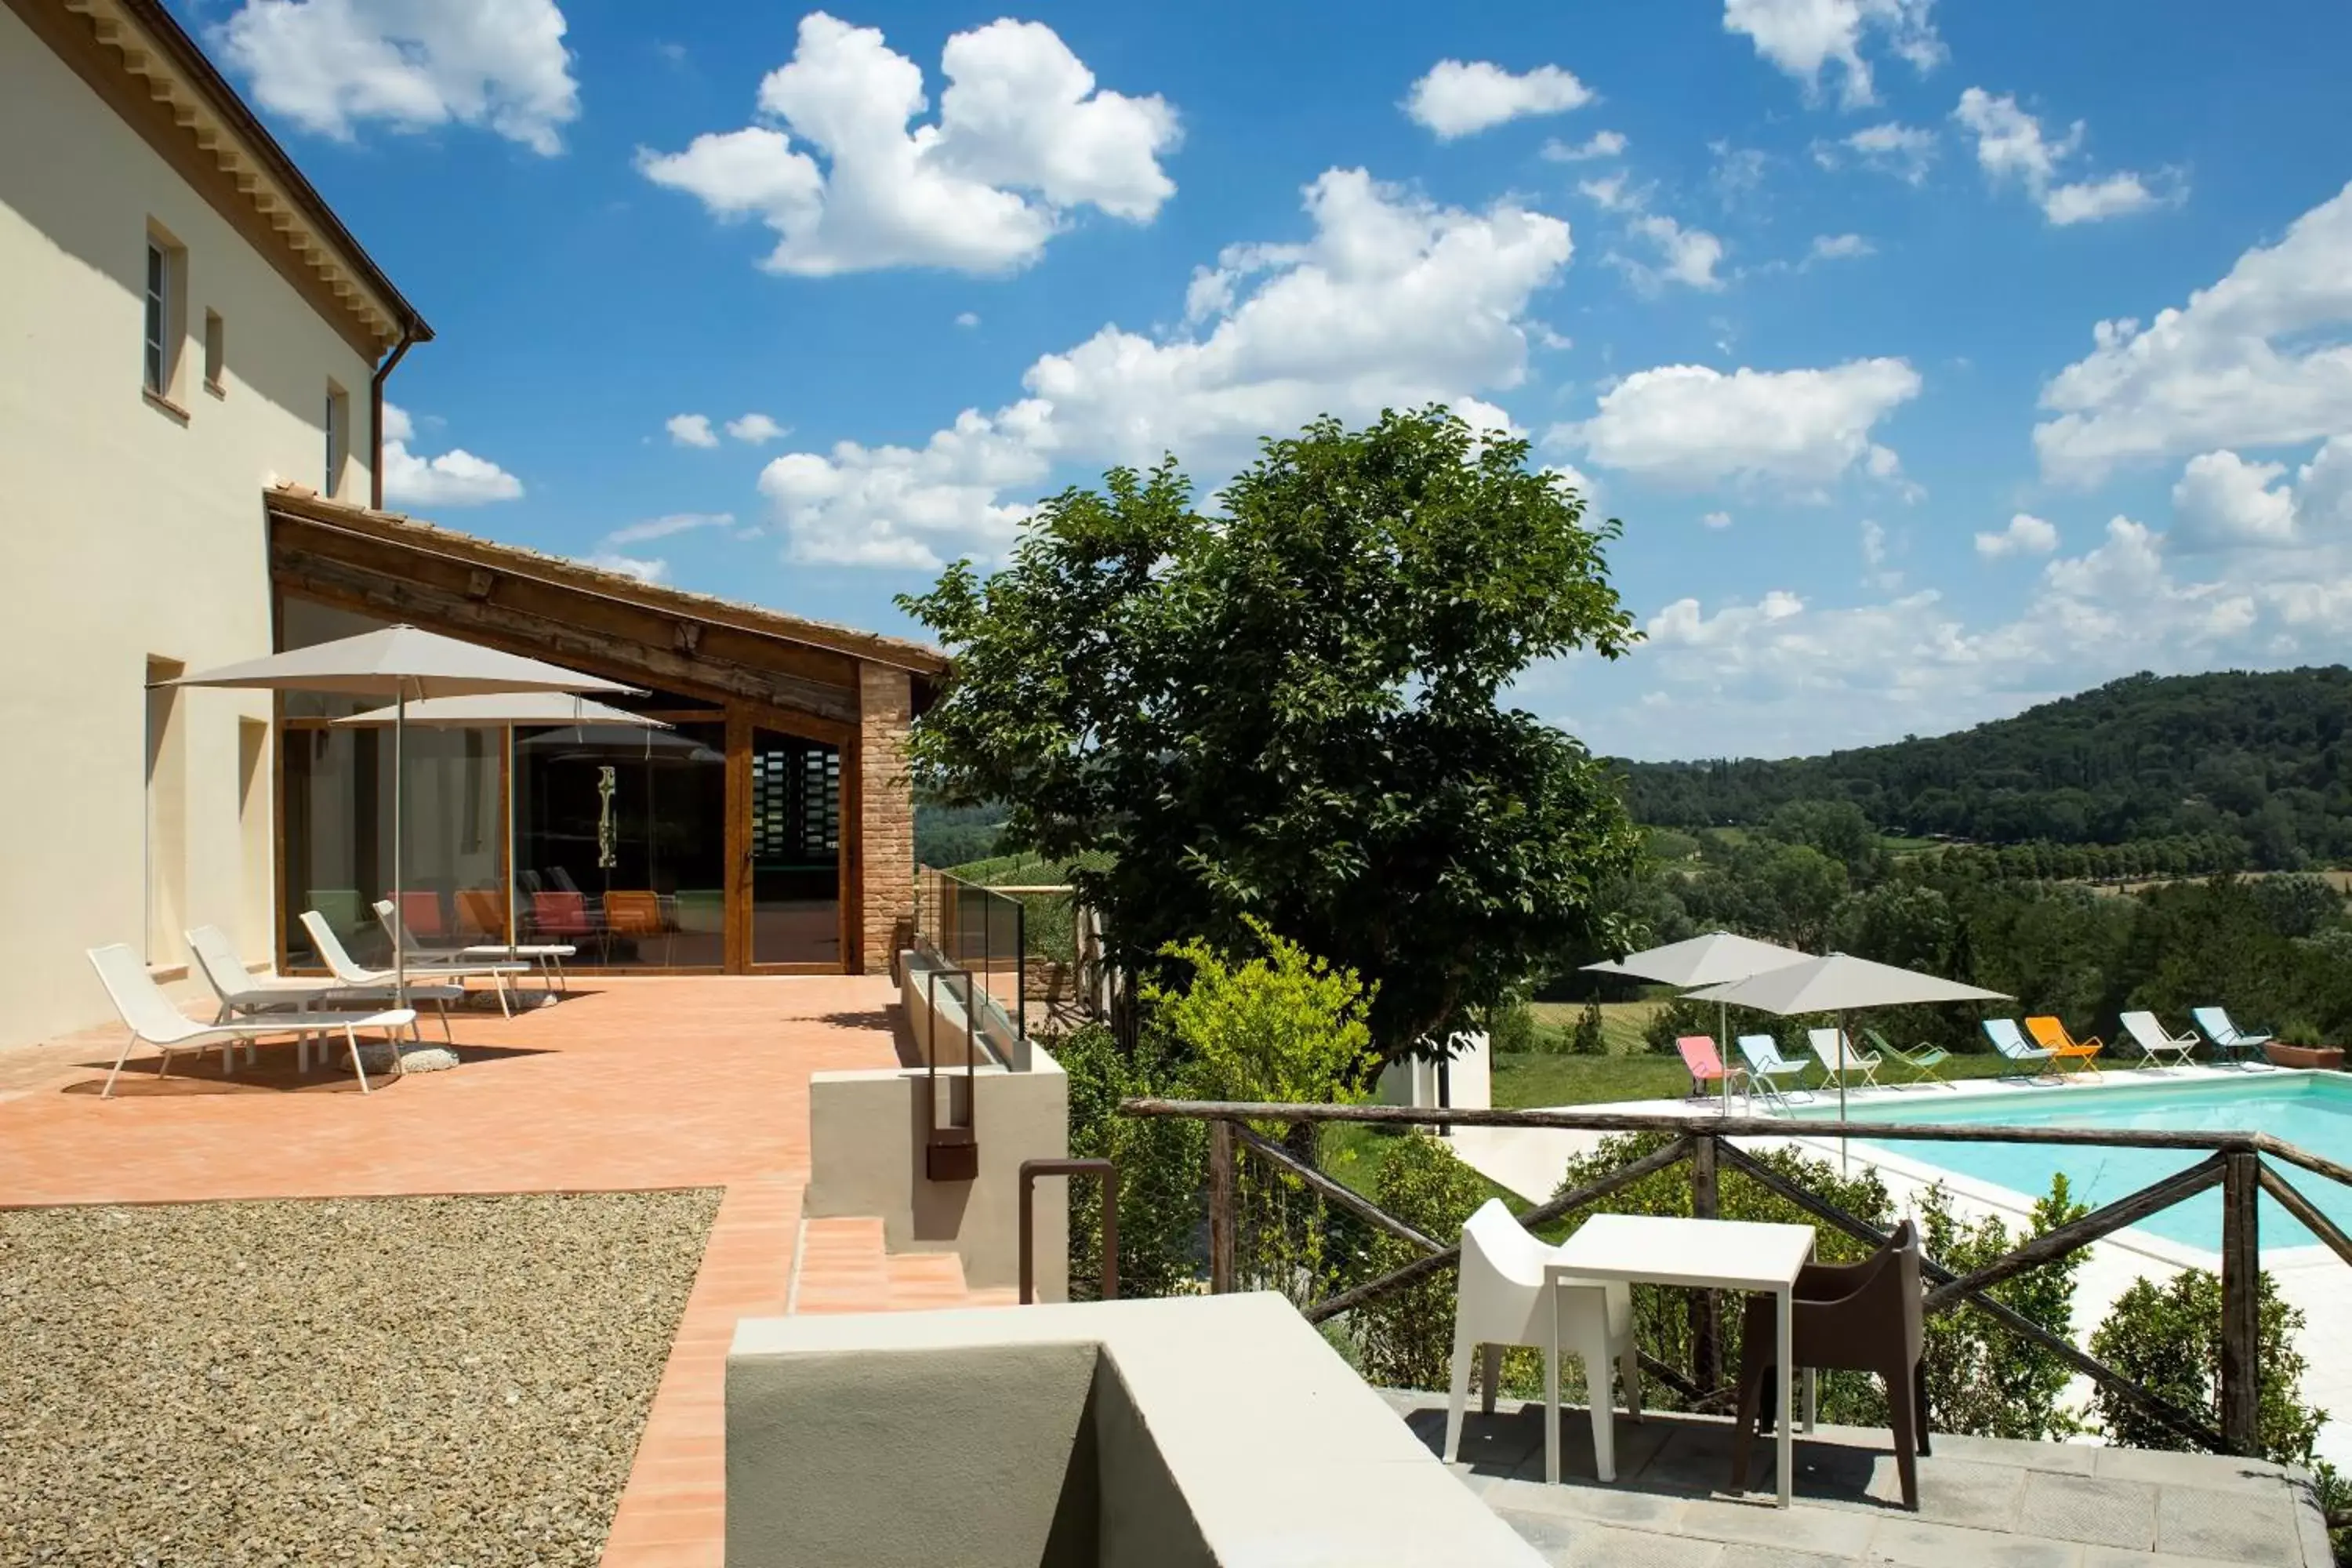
[2264,1018,2344,1071]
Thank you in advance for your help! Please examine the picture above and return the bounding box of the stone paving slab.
[1389,1392,2326,1567]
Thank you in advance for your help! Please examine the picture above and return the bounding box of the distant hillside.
[1618,667,2352,869]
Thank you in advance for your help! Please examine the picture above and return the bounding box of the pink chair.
[529,890,594,941]
[1675,1035,1745,1102]
[397,890,446,942]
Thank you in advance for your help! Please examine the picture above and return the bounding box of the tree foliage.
[899,408,1644,1054]
[1620,666,2352,869]
[1148,920,1378,1107]
[2089,1267,2325,1465]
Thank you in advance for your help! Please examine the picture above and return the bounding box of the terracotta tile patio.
[0,975,981,1568]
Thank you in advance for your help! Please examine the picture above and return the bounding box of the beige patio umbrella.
[174,626,632,1003]
[1687,953,2011,1159]
[1585,931,1813,1111]
[335,693,670,948]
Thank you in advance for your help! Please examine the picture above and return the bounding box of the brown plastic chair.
[1731,1218,1928,1510]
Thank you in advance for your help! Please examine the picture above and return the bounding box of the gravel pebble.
[0,1189,721,1566]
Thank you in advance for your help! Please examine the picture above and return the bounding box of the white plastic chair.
[2118,1011,2200,1069]
[299,910,465,1040]
[1805,1027,1881,1091]
[87,944,414,1098]
[1444,1199,1642,1483]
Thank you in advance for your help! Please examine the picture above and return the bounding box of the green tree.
[1915,1178,2087,1440]
[2089,1267,2325,1465]
[1149,920,1378,1108]
[898,408,1644,1055]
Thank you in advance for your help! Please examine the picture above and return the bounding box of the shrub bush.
[1058,1022,1204,1301]
[2088,1265,2325,1464]
[1915,1177,2087,1440]
[1484,1000,1541,1057]
[1642,996,1719,1054]
[1348,1132,1493,1391]
[1569,1000,1607,1056]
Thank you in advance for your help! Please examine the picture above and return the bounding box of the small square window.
[325,383,350,497]
[202,310,224,394]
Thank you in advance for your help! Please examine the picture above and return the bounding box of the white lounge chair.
[1736,1034,1813,1105]
[2192,1007,2274,1069]
[1983,1018,2058,1082]
[186,924,422,1069]
[2118,1011,2200,1070]
[372,901,527,1017]
[88,943,413,1098]
[300,911,470,1036]
[1806,1027,1882,1091]
[1445,1199,1642,1483]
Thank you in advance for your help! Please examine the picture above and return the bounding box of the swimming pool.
[1788,1073,2352,1252]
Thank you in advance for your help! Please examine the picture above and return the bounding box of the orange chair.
[457,887,507,940]
[603,890,669,965]
[2024,1015,2103,1079]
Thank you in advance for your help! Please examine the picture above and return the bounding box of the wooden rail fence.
[1121,1098,2352,1459]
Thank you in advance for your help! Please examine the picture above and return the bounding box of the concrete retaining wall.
[726,1294,1545,1568]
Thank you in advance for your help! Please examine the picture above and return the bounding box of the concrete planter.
[2264,1042,2343,1070]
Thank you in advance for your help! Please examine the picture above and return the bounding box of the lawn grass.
[1526,999,1664,1054]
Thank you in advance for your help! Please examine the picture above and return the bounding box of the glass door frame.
[726,708,856,975]
[270,596,862,976]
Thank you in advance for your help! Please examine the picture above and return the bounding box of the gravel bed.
[0,1189,722,1566]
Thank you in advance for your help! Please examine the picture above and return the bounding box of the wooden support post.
[1208,1118,1236,1295]
[2220,1152,2261,1455]
[1690,1134,1722,1396]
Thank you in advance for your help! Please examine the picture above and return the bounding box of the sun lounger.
[186,923,433,1068]
[1736,1033,1813,1105]
[1675,1035,1747,1102]
[300,911,471,1036]
[1983,1018,2058,1082]
[372,901,528,1016]
[2192,1007,2275,1069]
[89,942,414,1097]
[2118,1011,2200,1069]
[2024,1015,2104,1079]
[1863,1027,1953,1088]
[1806,1027,1882,1091]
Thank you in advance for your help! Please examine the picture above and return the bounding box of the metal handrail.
[1019,1157,1118,1305]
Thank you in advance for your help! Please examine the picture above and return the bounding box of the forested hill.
[1617,667,2352,868]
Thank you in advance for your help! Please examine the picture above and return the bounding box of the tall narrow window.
[325,383,349,496]
[143,241,171,395]
[203,310,225,394]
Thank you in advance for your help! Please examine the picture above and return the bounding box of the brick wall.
[858,666,915,975]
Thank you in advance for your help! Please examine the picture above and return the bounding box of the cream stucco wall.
[0,4,380,1047]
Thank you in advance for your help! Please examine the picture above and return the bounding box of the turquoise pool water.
[1788,1075,2352,1252]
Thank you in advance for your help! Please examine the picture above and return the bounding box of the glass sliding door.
[750,728,842,966]
[513,722,727,967]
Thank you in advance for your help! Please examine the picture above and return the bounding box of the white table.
[1548,1212,1815,1508]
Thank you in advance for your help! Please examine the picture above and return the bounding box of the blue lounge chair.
[1983,1018,2058,1083]
[1736,1033,1813,1105]
[2192,1007,2275,1069]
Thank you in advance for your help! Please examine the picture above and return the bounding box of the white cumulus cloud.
[637,12,1178,276]
[1973,512,2059,558]
[1557,359,1922,489]
[1614,215,1726,292]
[2034,182,2352,482]
[1722,0,1944,109]
[379,401,524,506]
[666,413,720,448]
[1541,129,1628,163]
[758,167,1577,567]
[1953,88,2172,227]
[1404,59,1594,140]
[1819,121,1937,183]
[585,553,666,583]
[603,511,737,546]
[725,413,789,444]
[216,0,579,154]
[1806,232,1874,263]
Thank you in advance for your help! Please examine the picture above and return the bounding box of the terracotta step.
[789,1214,1017,1314]
[789,1215,890,1315]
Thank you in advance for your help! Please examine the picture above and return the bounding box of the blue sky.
[177,1,2352,758]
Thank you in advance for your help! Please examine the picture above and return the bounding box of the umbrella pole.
[1720,1000,1732,1115]
[394,694,407,1012]
[1839,1009,1849,1175]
